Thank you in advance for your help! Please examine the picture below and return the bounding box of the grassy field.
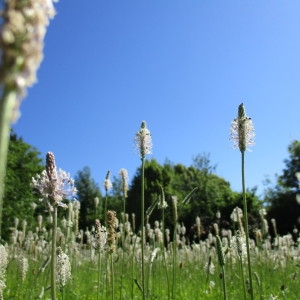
[1,214,300,300]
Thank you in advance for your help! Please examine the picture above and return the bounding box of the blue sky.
[12,1,300,197]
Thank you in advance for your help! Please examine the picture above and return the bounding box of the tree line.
[2,131,299,241]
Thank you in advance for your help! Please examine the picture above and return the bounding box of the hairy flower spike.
[103,170,112,192]
[0,0,57,122]
[135,121,152,159]
[56,247,71,291]
[32,152,77,209]
[119,168,129,198]
[92,219,107,251]
[230,103,255,152]
[0,245,8,297]
[106,210,117,254]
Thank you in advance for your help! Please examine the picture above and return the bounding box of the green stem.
[172,221,177,300]
[51,206,58,300]
[239,256,247,300]
[241,151,254,300]
[161,208,170,300]
[220,265,227,300]
[104,192,108,225]
[97,251,102,300]
[141,157,146,300]
[0,91,17,237]
[110,254,114,300]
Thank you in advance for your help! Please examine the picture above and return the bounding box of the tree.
[3,131,44,241]
[266,140,300,234]
[74,167,102,230]
[126,155,259,235]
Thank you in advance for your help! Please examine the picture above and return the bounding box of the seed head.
[230,103,255,152]
[56,247,71,290]
[92,219,107,251]
[32,152,77,209]
[119,168,129,198]
[106,210,117,254]
[0,245,8,296]
[135,121,152,159]
[103,170,112,192]
[0,0,57,122]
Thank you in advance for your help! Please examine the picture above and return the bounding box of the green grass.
[2,228,300,300]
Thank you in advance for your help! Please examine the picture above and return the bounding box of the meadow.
[0,3,299,299]
[1,206,299,300]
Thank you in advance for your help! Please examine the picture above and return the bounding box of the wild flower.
[134,121,152,159]
[230,103,255,152]
[158,186,168,209]
[0,0,57,121]
[230,207,243,222]
[56,246,71,291]
[32,152,77,210]
[107,210,117,254]
[103,170,113,192]
[230,231,247,261]
[18,254,29,282]
[92,219,107,251]
[119,168,129,198]
[0,245,8,297]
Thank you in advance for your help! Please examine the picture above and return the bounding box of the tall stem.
[220,265,227,300]
[51,206,58,300]
[161,207,170,300]
[141,157,146,300]
[0,91,17,237]
[241,151,254,300]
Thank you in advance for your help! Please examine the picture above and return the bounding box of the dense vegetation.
[2,132,300,241]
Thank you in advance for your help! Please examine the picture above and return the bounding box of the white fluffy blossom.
[230,103,255,152]
[32,152,77,209]
[0,0,57,122]
[0,245,8,296]
[56,247,71,290]
[135,121,152,158]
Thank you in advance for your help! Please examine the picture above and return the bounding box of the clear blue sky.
[12,1,300,197]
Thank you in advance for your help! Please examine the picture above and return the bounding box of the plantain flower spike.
[0,0,57,122]
[230,103,255,152]
[135,121,152,159]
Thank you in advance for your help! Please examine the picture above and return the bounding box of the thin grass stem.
[241,152,254,300]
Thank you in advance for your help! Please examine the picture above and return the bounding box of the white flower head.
[119,168,129,198]
[134,121,152,158]
[0,245,8,295]
[32,152,77,209]
[56,247,71,290]
[230,207,243,223]
[0,0,57,122]
[103,170,112,192]
[230,103,255,152]
[230,231,247,260]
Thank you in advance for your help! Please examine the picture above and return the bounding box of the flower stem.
[0,91,17,237]
[51,206,58,300]
[141,157,146,300]
[241,151,254,300]
[161,207,170,300]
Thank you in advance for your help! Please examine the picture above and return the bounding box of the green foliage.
[278,140,300,190]
[3,131,44,241]
[266,140,300,234]
[126,155,261,234]
[75,167,102,229]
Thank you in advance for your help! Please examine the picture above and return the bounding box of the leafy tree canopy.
[74,166,102,230]
[125,155,262,234]
[2,131,44,241]
[266,140,300,234]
